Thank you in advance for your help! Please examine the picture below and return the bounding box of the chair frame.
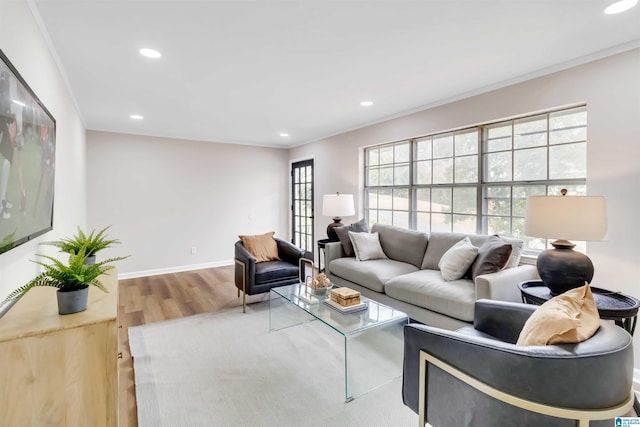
[418,349,635,427]
[234,258,247,313]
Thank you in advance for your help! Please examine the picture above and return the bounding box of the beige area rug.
[129,301,417,427]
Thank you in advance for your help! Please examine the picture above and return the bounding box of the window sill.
[519,254,537,266]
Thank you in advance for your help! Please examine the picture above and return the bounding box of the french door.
[291,159,314,255]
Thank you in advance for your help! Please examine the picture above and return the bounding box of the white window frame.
[363,105,587,254]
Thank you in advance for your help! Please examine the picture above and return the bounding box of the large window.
[364,106,587,254]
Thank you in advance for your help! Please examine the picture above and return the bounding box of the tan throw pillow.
[438,237,479,281]
[238,232,279,262]
[516,284,599,346]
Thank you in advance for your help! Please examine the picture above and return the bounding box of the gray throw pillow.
[349,231,387,261]
[469,235,513,281]
[334,218,369,257]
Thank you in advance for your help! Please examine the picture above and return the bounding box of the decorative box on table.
[330,287,361,307]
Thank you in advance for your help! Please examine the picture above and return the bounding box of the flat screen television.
[0,49,55,255]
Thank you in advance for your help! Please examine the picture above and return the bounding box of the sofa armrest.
[474,264,538,302]
[324,241,344,275]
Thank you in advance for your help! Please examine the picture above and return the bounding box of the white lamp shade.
[524,195,607,241]
[322,193,355,217]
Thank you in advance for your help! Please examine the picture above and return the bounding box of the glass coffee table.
[269,283,408,402]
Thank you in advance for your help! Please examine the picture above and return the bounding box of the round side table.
[519,280,640,335]
[317,238,332,273]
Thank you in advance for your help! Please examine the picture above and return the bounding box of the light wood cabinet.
[0,271,118,426]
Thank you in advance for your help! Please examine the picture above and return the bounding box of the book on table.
[330,287,361,307]
[323,298,368,313]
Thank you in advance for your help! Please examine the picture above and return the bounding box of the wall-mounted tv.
[0,49,55,255]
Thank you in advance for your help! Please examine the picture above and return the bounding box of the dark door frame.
[290,159,314,255]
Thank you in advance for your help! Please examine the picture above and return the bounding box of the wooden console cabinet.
[0,271,118,426]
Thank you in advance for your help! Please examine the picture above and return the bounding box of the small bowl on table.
[312,284,333,298]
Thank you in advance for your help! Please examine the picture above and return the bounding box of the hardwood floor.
[117,265,268,427]
[117,266,638,424]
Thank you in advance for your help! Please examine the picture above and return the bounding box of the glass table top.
[270,283,407,336]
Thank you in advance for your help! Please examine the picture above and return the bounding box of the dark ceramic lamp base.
[326,217,343,241]
[537,240,594,295]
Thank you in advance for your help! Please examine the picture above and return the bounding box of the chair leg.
[234,259,247,313]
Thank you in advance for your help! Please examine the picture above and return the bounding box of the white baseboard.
[118,260,234,280]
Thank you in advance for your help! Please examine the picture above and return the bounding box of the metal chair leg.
[234,259,247,313]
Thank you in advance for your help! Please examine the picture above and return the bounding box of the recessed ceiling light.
[360,101,373,107]
[139,48,161,59]
[130,114,143,120]
[605,0,638,14]
[279,133,289,137]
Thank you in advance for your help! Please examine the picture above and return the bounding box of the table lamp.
[524,189,607,295]
[322,192,355,241]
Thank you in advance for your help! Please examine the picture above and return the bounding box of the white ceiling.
[32,0,640,148]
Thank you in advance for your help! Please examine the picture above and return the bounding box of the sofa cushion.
[329,257,419,293]
[334,218,369,257]
[255,260,299,285]
[384,269,476,322]
[438,237,479,281]
[349,231,387,261]
[422,232,479,270]
[501,236,524,268]
[469,235,513,280]
[372,223,429,268]
[422,232,524,270]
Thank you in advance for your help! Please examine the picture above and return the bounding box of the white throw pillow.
[438,237,479,281]
[348,231,387,261]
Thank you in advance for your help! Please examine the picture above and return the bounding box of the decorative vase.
[85,255,96,265]
[537,245,594,295]
[312,285,333,297]
[57,286,89,315]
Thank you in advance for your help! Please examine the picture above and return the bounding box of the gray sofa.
[325,223,539,329]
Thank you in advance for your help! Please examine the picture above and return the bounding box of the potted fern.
[1,248,127,314]
[42,226,121,264]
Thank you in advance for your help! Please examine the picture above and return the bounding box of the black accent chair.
[234,238,311,313]
[403,299,634,427]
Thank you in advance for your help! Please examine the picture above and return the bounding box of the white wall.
[0,0,87,300]
[4,0,639,368]
[291,48,640,362]
[86,131,290,276]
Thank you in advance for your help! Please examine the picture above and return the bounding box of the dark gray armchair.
[403,299,634,427]
[234,238,311,313]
